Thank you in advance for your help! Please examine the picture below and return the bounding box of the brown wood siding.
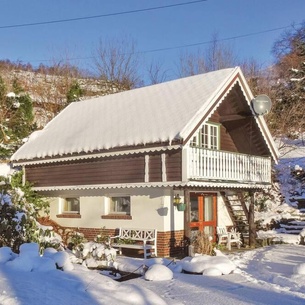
[212,83,271,156]
[166,150,182,181]
[209,110,238,153]
[25,149,183,187]
[26,155,145,187]
[148,150,182,182]
[149,154,162,182]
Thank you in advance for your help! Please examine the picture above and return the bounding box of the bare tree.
[177,33,238,77]
[147,60,168,85]
[92,37,143,90]
[205,33,238,72]
[240,58,268,96]
[28,59,85,126]
[177,49,206,77]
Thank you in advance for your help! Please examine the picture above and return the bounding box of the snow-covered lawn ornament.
[144,264,173,281]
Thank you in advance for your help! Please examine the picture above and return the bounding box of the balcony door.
[189,193,217,241]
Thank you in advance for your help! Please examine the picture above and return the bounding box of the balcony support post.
[248,190,256,248]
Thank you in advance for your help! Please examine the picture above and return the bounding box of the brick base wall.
[77,228,188,257]
[39,218,187,258]
[157,230,187,257]
[78,227,116,241]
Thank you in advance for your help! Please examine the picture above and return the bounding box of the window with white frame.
[62,197,80,214]
[190,122,220,150]
[110,196,131,215]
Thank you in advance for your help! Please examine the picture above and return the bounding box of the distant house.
[11,67,278,257]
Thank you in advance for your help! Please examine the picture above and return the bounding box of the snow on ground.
[276,138,305,206]
[0,243,305,304]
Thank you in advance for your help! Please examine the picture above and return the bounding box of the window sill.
[56,214,81,218]
[101,214,132,220]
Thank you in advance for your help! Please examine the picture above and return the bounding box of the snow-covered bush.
[67,231,87,255]
[181,251,236,275]
[0,170,49,252]
[65,227,116,268]
[144,264,173,281]
[70,240,117,268]
[1,243,74,272]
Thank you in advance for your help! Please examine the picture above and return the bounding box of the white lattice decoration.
[110,228,157,258]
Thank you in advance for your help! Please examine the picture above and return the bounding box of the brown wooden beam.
[184,188,191,239]
[219,114,251,123]
[248,191,256,248]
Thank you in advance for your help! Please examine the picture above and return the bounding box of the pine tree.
[66,81,84,104]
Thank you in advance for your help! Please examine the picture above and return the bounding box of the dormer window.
[190,122,220,150]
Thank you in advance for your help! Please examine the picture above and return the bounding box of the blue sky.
[1,0,304,82]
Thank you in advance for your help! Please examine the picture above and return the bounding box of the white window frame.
[108,196,131,215]
[59,197,80,214]
[190,122,220,150]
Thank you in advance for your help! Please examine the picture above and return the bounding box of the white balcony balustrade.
[187,147,271,184]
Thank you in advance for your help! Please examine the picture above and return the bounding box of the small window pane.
[190,123,219,150]
[200,125,210,148]
[110,196,130,214]
[204,196,214,221]
[190,197,199,222]
[63,198,80,213]
[210,125,218,149]
[204,226,214,236]
[190,135,197,147]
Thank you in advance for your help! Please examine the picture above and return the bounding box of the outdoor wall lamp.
[173,193,186,211]
[173,194,181,205]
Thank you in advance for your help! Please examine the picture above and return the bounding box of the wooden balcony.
[186,147,271,184]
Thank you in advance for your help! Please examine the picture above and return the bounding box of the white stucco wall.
[48,187,184,232]
[47,189,231,232]
[217,193,233,228]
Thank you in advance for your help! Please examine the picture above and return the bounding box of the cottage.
[11,67,278,257]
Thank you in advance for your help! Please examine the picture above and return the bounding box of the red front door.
[189,193,217,241]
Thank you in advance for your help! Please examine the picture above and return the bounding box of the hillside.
[254,138,305,240]
[0,63,123,127]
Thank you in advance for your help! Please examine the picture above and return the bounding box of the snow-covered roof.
[11,67,276,162]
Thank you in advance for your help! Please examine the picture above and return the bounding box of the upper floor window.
[190,123,220,150]
[110,196,131,215]
[62,197,80,214]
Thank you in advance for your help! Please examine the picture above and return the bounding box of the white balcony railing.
[187,147,271,184]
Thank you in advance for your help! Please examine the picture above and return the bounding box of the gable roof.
[11,67,278,163]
